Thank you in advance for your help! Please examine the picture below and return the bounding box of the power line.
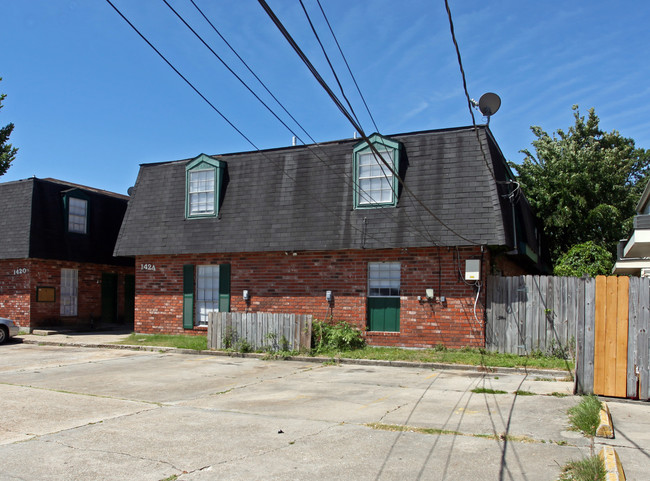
[104,0,433,247]
[443,0,496,183]
[315,0,379,133]
[298,0,363,130]
[258,0,479,245]
[179,0,441,245]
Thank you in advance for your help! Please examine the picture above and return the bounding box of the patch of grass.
[472,387,507,394]
[117,333,207,351]
[159,475,179,481]
[559,455,606,481]
[314,345,573,371]
[549,392,569,398]
[568,395,602,436]
[514,390,536,396]
[366,423,538,444]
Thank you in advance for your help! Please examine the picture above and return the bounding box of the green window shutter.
[368,297,400,332]
[219,263,231,312]
[183,264,195,329]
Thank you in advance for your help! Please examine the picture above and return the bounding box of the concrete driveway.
[0,341,607,480]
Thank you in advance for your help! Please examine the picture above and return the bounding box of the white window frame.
[188,169,216,217]
[68,197,88,234]
[368,262,401,297]
[195,265,220,326]
[357,149,395,206]
[60,268,78,317]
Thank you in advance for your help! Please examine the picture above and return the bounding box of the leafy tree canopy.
[0,77,18,177]
[511,105,650,265]
[553,241,613,277]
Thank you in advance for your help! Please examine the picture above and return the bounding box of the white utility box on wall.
[465,259,481,281]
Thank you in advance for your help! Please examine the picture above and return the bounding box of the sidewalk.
[18,329,133,347]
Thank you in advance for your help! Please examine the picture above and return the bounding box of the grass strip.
[114,334,573,371]
[567,395,602,436]
[366,423,539,444]
[117,333,207,351]
[559,455,606,481]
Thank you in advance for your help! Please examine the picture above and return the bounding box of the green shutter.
[368,297,400,332]
[183,264,195,329]
[219,263,231,312]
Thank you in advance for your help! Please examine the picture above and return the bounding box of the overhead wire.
[296,0,438,245]
[315,0,379,133]
[258,0,480,246]
[172,0,442,246]
[104,0,432,248]
[443,0,497,184]
[297,0,363,129]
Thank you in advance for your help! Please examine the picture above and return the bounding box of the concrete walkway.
[11,330,650,480]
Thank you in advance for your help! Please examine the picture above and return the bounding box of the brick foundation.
[134,246,491,348]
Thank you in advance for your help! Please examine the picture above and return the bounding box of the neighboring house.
[614,180,650,275]
[114,126,546,348]
[0,178,135,331]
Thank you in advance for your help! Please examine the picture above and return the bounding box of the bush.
[312,320,365,352]
[553,241,613,277]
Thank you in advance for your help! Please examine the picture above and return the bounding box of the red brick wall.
[135,246,491,348]
[0,259,31,326]
[0,258,133,330]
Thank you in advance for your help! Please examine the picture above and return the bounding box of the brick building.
[115,126,546,348]
[0,178,134,331]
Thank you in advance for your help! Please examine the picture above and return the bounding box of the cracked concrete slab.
[2,342,645,481]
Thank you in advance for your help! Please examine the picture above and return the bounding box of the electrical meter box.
[465,259,481,281]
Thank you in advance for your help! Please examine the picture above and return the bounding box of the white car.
[0,318,20,344]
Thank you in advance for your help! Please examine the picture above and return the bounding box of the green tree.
[0,77,18,176]
[553,241,613,277]
[512,105,650,265]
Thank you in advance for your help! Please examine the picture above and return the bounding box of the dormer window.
[353,134,401,208]
[63,190,90,234]
[185,154,226,219]
[68,198,88,233]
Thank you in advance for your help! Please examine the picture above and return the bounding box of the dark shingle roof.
[0,179,34,259]
[115,126,531,256]
[0,178,131,265]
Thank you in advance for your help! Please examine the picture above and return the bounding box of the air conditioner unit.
[641,268,650,278]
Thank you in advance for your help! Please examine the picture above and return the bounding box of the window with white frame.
[68,197,88,233]
[195,265,220,326]
[60,268,78,317]
[185,154,225,219]
[353,134,400,208]
[188,169,215,216]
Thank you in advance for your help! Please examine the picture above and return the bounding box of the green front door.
[101,273,118,324]
[368,297,400,332]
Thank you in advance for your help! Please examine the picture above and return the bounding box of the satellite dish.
[127,186,134,196]
[478,92,501,117]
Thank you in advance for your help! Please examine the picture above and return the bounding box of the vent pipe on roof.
[292,136,296,146]
[354,132,358,139]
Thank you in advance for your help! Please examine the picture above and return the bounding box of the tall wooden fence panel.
[207,312,312,352]
[626,277,650,400]
[488,275,650,400]
[486,276,591,357]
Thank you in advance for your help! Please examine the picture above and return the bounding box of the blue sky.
[2,1,649,195]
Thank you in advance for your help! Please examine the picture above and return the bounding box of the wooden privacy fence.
[486,275,650,400]
[486,275,590,357]
[207,312,312,351]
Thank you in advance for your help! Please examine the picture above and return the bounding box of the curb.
[18,337,573,378]
[597,402,615,438]
[599,446,626,480]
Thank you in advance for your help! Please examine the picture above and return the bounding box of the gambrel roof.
[114,126,541,260]
[0,177,131,265]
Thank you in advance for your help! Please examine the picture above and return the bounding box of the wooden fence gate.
[486,275,650,400]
